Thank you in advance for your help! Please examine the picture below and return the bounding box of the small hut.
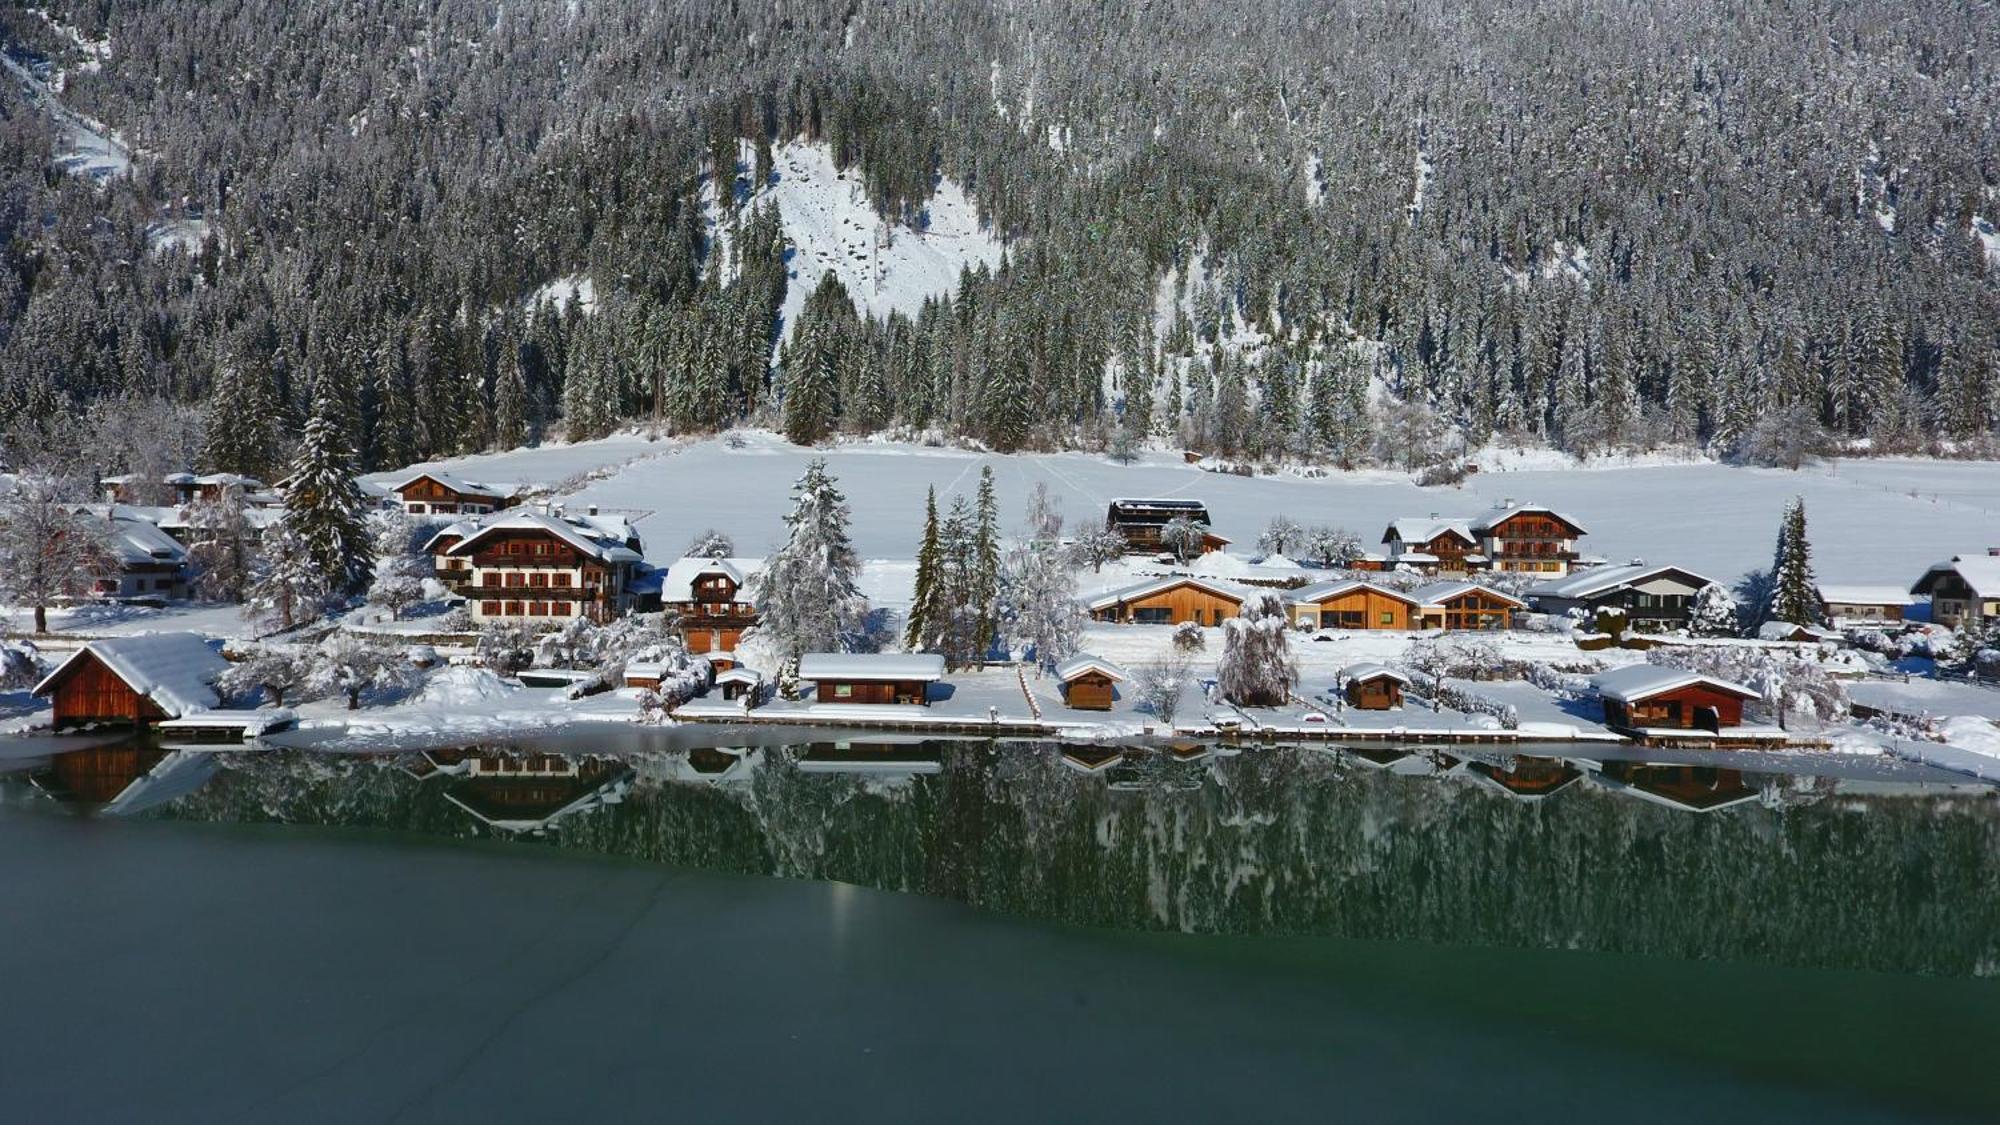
[1055,655,1127,711]
[715,666,762,702]
[33,633,226,729]
[1339,662,1410,711]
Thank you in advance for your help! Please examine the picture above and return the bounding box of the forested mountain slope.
[0,0,1993,478]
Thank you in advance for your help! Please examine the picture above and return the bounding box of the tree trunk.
[347,689,361,710]
[33,603,46,634]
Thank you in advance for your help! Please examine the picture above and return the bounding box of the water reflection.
[4,734,1998,975]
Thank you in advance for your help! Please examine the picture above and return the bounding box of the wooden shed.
[33,633,226,730]
[797,653,947,706]
[1288,580,1421,630]
[1340,662,1410,710]
[1055,655,1127,711]
[1591,666,1761,732]
[715,666,763,702]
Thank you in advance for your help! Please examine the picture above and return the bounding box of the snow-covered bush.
[1403,634,1501,696]
[307,633,422,709]
[1689,583,1742,637]
[1134,652,1195,725]
[0,641,46,691]
[1217,592,1297,706]
[1172,620,1206,652]
[476,620,539,675]
[219,644,310,706]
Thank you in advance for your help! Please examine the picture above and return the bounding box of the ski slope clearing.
[424,431,2000,589]
[716,141,1007,339]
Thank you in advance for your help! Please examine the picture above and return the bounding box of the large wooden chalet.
[442,510,644,624]
[1105,498,1229,555]
[1086,576,1245,625]
[1470,503,1586,576]
[1910,553,2000,632]
[387,470,519,517]
[1591,666,1760,734]
[34,633,226,729]
[660,556,762,654]
[1380,518,1480,573]
[1527,561,1716,631]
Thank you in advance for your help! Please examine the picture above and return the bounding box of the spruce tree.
[753,459,866,657]
[1768,497,1818,625]
[969,466,1002,659]
[280,387,374,596]
[905,486,947,651]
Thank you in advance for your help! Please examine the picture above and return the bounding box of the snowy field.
[393,430,2000,589]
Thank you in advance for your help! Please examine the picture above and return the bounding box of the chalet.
[1910,554,2000,632]
[101,472,273,507]
[1104,498,1230,555]
[1340,662,1410,710]
[1469,502,1587,576]
[1287,580,1421,630]
[1411,581,1526,630]
[1815,584,1913,630]
[1593,762,1758,814]
[422,519,478,591]
[91,514,191,601]
[33,633,226,730]
[1590,665,1760,733]
[441,752,632,834]
[1526,561,1717,631]
[797,653,947,705]
[1380,517,1480,573]
[1055,655,1126,711]
[660,556,763,654]
[385,470,518,516]
[1085,575,1246,625]
[1466,756,1583,802]
[442,510,644,624]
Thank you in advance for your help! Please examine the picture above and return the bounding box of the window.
[529,602,546,616]
[409,503,426,514]
[533,542,549,556]
[552,601,572,615]
[552,573,571,587]
[834,684,854,698]
[1379,611,1393,625]
[1133,607,1171,624]
[530,573,548,588]
[506,572,525,587]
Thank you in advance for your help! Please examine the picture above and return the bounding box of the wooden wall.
[814,680,929,705]
[1346,678,1403,710]
[49,654,166,727]
[1097,585,1242,625]
[1297,589,1413,629]
[1063,673,1116,710]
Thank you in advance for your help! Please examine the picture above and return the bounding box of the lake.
[3,731,1998,1121]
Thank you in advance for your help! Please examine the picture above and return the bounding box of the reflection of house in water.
[1342,746,1466,778]
[441,752,632,834]
[1592,761,1760,814]
[25,744,217,815]
[794,739,944,778]
[1059,745,1125,774]
[1464,755,1583,802]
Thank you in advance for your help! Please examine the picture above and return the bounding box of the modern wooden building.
[1814,584,1913,630]
[1086,576,1246,626]
[1104,498,1229,555]
[1379,518,1479,573]
[387,470,518,516]
[33,633,226,729]
[1909,554,2000,632]
[796,653,947,705]
[1470,502,1587,576]
[1287,580,1421,630]
[660,556,763,654]
[1526,561,1717,632]
[443,510,644,624]
[1591,666,1760,733]
[1055,655,1126,711]
[1340,662,1410,710]
[1411,581,1526,631]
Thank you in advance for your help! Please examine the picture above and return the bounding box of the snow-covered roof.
[714,667,763,686]
[1056,655,1127,683]
[1340,661,1411,686]
[1384,518,1473,546]
[659,556,764,601]
[444,510,642,565]
[385,470,514,499]
[192,472,264,489]
[1083,575,1246,612]
[1527,561,1716,600]
[101,515,187,566]
[34,632,225,719]
[1590,665,1758,704]
[1288,579,1420,607]
[1755,621,1842,642]
[1912,555,2000,599]
[796,653,947,682]
[1470,502,1587,535]
[1409,581,1526,609]
[420,518,479,553]
[1815,584,1914,607]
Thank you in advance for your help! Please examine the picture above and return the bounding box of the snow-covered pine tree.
[1002,490,1083,671]
[752,459,867,657]
[494,335,530,450]
[280,388,374,596]
[969,466,1002,657]
[1689,582,1743,637]
[246,524,329,630]
[684,529,735,558]
[905,487,948,651]
[1159,515,1210,563]
[1767,497,1819,625]
[1217,591,1297,706]
[185,487,258,602]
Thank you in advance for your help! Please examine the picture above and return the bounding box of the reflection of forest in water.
[9,737,2000,976]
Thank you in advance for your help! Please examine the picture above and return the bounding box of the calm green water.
[5,733,2000,1120]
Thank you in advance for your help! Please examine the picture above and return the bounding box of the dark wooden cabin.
[1593,667,1760,732]
[34,634,224,730]
[1056,656,1126,711]
[1341,664,1409,710]
[1105,498,1229,555]
[797,654,947,706]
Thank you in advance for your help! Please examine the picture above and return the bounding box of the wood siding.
[47,653,168,728]
[1420,591,1519,630]
[1294,589,1414,630]
[1346,677,1403,710]
[1604,685,1747,730]
[1093,584,1243,626]
[1062,672,1117,711]
[813,679,931,705]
